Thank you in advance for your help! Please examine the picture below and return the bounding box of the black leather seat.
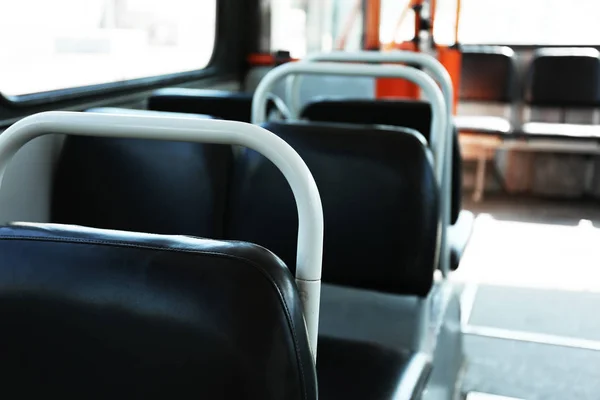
[317,336,431,400]
[520,48,600,141]
[456,45,516,136]
[226,122,437,398]
[301,98,462,225]
[52,127,233,238]
[227,122,439,297]
[301,99,470,270]
[86,106,215,120]
[148,88,278,122]
[0,222,317,399]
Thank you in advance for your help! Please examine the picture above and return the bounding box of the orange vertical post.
[376,41,420,99]
[363,0,382,50]
[375,0,421,99]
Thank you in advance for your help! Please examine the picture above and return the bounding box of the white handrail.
[285,51,454,276]
[287,51,453,122]
[252,62,447,188]
[0,111,324,360]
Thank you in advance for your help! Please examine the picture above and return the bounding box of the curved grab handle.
[0,111,324,359]
[252,62,447,187]
[287,51,453,122]
[287,51,454,276]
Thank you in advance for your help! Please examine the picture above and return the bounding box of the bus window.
[434,0,600,45]
[380,0,415,47]
[271,0,307,57]
[0,0,216,97]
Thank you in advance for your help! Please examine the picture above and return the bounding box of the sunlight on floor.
[453,213,600,292]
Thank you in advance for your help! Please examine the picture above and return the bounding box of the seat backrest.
[149,88,256,122]
[227,122,439,297]
[460,45,517,104]
[0,222,317,399]
[51,125,233,238]
[526,48,600,124]
[86,106,216,120]
[301,98,462,224]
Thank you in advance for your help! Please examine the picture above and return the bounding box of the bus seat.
[227,122,439,297]
[51,131,233,238]
[300,98,462,226]
[148,88,278,122]
[520,48,600,140]
[0,222,317,399]
[86,106,216,120]
[300,98,470,270]
[317,336,431,400]
[456,46,517,136]
[149,88,255,121]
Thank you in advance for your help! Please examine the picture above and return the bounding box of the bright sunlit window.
[0,0,216,97]
[435,0,600,45]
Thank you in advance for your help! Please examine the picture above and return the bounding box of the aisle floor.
[456,196,600,400]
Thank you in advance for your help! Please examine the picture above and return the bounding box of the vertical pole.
[430,0,437,35]
[454,0,462,44]
[413,0,424,49]
[363,0,381,50]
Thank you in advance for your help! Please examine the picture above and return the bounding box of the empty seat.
[148,88,278,122]
[301,98,462,225]
[301,98,471,269]
[457,45,517,136]
[317,337,431,400]
[52,129,232,238]
[521,48,600,140]
[0,222,317,399]
[227,122,439,296]
[86,106,215,120]
[226,121,438,398]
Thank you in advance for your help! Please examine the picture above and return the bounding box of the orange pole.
[364,0,381,50]
[454,0,462,44]
[376,0,420,99]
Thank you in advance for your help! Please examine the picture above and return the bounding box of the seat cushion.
[317,336,431,400]
[448,210,475,270]
[0,222,317,399]
[227,122,439,297]
[52,133,233,238]
[301,98,463,224]
[521,122,600,140]
[455,115,513,136]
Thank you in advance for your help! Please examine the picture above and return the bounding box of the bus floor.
[455,194,600,400]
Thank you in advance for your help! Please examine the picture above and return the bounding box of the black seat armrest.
[449,210,475,270]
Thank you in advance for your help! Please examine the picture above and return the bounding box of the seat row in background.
[433,45,600,201]
[458,45,600,139]
[50,57,464,399]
